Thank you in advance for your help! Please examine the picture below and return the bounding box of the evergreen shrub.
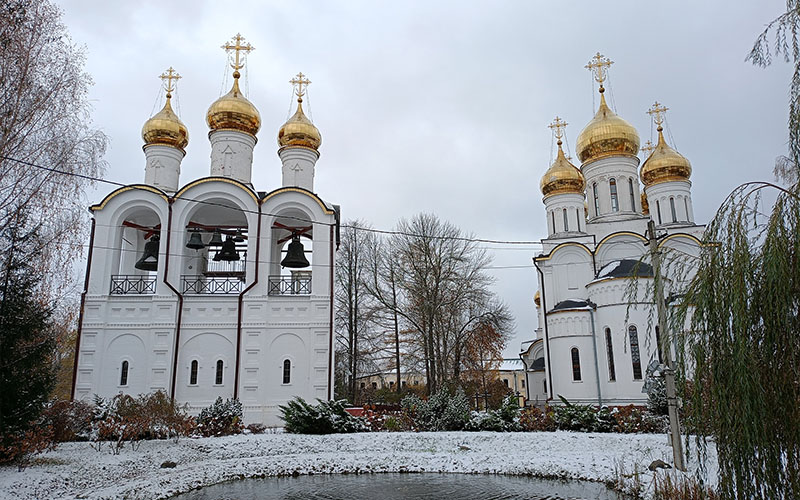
[279,397,368,434]
[196,397,243,437]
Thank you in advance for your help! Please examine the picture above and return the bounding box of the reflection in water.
[171,473,623,500]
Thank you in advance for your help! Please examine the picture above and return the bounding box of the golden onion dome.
[534,290,541,307]
[540,140,585,197]
[640,127,692,187]
[278,97,321,150]
[206,71,261,136]
[641,191,649,215]
[142,94,188,150]
[575,88,640,164]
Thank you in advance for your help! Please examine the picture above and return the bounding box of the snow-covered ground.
[0,431,716,499]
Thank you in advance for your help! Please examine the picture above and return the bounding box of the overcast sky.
[59,1,791,357]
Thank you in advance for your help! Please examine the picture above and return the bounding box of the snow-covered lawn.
[0,431,716,500]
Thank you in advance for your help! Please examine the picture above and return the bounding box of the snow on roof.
[596,259,654,280]
[499,358,523,372]
[550,299,592,312]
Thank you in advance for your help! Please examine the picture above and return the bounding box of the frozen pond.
[171,473,623,499]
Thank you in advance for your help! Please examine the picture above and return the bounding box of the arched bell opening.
[181,197,249,294]
[111,206,162,295]
[269,207,313,295]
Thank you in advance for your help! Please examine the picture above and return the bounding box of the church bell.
[281,235,310,268]
[208,230,224,247]
[134,234,160,271]
[186,230,205,250]
[213,236,240,262]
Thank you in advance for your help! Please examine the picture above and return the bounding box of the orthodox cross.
[222,33,254,72]
[159,67,181,97]
[641,140,656,156]
[585,52,613,88]
[548,116,568,142]
[290,72,311,100]
[647,101,669,129]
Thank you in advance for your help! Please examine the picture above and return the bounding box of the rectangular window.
[563,208,569,231]
[605,328,616,381]
[283,359,291,384]
[656,200,662,224]
[610,179,619,212]
[215,360,224,385]
[629,178,636,211]
[670,197,677,222]
[571,348,582,381]
[629,326,642,380]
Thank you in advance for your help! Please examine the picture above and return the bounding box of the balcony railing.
[268,275,312,296]
[110,275,156,295]
[182,275,243,294]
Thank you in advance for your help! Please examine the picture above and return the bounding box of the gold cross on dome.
[222,33,254,71]
[647,101,669,127]
[641,140,655,156]
[159,67,181,94]
[548,116,568,141]
[290,72,311,99]
[585,52,613,85]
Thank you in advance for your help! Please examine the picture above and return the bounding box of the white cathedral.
[521,54,704,407]
[70,35,338,426]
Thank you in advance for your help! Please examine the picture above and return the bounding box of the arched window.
[655,326,663,364]
[215,360,224,385]
[575,208,581,232]
[656,200,663,224]
[609,178,619,212]
[684,198,690,221]
[190,360,198,385]
[593,183,599,215]
[629,326,642,380]
[571,347,582,381]
[283,359,291,384]
[550,211,556,233]
[628,178,635,211]
[670,197,677,222]
[562,208,569,231]
[605,328,616,381]
[120,360,129,386]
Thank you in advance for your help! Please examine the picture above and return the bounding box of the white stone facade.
[73,69,337,426]
[529,107,704,408]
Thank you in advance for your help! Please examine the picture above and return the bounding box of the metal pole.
[647,220,685,471]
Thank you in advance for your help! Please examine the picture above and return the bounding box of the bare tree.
[364,213,512,394]
[334,220,378,402]
[0,0,108,301]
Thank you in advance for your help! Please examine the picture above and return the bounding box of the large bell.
[208,230,223,247]
[135,234,160,271]
[186,230,205,250]
[214,236,240,262]
[281,235,310,268]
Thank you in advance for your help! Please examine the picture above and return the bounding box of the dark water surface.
[171,473,622,500]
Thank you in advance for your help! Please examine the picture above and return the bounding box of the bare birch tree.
[0,0,108,300]
[334,220,378,402]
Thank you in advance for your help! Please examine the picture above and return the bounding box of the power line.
[0,154,545,245]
